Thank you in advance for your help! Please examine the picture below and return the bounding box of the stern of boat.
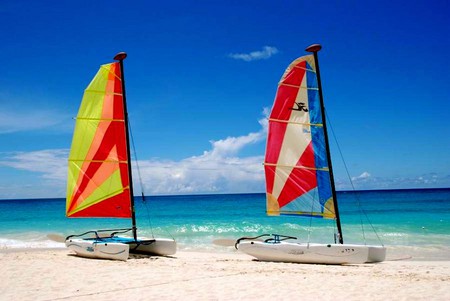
[129,237,177,256]
[366,245,387,263]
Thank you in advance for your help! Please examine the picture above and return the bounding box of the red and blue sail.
[265,55,336,219]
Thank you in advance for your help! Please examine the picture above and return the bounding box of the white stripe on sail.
[272,71,312,201]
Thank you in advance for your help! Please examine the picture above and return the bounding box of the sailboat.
[235,44,386,264]
[64,52,176,261]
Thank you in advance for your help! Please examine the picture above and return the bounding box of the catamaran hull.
[238,241,385,264]
[65,239,129,261]
[65,236,176,260]
[128,237,177,256]
[367,245,387,262]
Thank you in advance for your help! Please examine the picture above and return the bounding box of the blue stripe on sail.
[306,61,321,125]
[310,126,332,213]
[311,126,327,167]
[306,60,333,214]
[316,169,333,210]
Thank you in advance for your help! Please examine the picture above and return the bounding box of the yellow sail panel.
[67,168,126,216]
[66,62,131,218]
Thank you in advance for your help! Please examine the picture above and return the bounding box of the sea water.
[0,189,449,259]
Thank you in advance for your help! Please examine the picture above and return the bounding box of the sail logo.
[291,102,308,112]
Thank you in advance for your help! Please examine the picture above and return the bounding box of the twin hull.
[238,241,386,264]
[66,237,176,261]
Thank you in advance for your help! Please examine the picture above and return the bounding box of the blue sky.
[0,0,449,199]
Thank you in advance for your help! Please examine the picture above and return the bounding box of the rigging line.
[128,120,175,241]
[128,119,154,239]
[325,111,384,245]
[306,189,318,246]
[325,110,366,241]
[128,120,145,198]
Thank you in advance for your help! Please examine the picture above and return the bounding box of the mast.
[305,44,344,244]
[114,52,138,241]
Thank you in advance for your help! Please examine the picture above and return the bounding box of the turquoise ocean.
[1,188,449,260]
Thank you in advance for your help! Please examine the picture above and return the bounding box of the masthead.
[114,52,127,61]
[305,44,322,53]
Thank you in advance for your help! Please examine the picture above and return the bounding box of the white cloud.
[136,154,265,195]
[0,111,270,198]
[351,171,371,181]
[336,171,450,190]
[136,112,269,194]
[0,149,68,198]
[0,149,68,180]
[207,132,264,158]
[229,46,279,62]
[0,108,70,134]
[2,106,449,198]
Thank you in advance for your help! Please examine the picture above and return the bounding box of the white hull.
[237,241,386,264]
[66,236,177,261]
[65,238,129,261]
[367,245,387,262]
[128,237,177,256]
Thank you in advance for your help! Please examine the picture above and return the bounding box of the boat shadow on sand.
[66,252,176,261]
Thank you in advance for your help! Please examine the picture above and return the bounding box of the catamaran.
[63,52,176,261]
[235,44,386,264]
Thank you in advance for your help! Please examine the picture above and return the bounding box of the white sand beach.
[1,248,449,301]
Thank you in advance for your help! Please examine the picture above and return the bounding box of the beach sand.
[1,248,449,301]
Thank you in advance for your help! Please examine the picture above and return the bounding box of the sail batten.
[84,90,122,96]
[264,162,329,171]
[268,118,323,127]
[264,54,335,219]
[69,159,128,163]
[278,83,319,90]
[66,62,131,218]
[75,117,125,122]
[293,66,316,72]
